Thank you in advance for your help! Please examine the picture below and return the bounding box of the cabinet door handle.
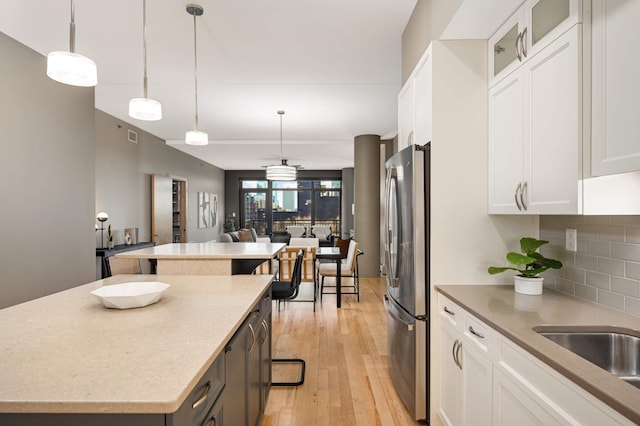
[204,415,217,426]
[469,326,485,339]
[261,319,269,345]
[456,341,463,370]
[521,181,528,211]
[191,382,211,409]
[521,27,528,58]
[514,182,523,211]
[443,306,455,316]
[248,323,256,353]
[452,339,459,368]
[515,32,522,61]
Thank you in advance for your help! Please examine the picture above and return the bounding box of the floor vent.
[128,129,138,143]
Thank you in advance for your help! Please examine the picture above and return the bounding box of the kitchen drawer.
[463,312,496,361]
[437,294,464,333]
[496,336,633,425]
[167,353,225,426]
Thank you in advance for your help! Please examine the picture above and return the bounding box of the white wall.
[429,39,538,423]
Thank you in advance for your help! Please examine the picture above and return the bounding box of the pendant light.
[266,111,297,181]
[185,4,208,146]
[47,0,97,87]
[129,0,162,121]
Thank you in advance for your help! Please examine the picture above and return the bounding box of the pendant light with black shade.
[266,110,297,181]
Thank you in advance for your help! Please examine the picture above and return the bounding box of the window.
[239,179,341,236]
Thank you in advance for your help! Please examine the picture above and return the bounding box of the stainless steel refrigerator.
[383,143,429,421]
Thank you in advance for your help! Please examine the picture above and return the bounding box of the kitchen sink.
[533,326,640,389]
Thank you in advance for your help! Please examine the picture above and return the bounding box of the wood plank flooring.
[262,277,425,426]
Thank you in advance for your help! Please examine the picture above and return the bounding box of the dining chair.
[318,240,361,302]
[277,246,317,311]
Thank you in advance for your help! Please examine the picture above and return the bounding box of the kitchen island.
[115,242,285,275]
[436,285,640,425]
[0,274,274,425]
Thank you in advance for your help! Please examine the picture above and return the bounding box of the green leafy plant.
[488,237,562,277]
[223,214,235,233]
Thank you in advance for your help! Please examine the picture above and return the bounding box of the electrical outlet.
[566,228,577,252]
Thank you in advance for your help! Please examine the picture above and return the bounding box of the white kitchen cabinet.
[489,0,583,86]
[438,319,462,426]
[437,295,494,426]
[488,25,582,214]
[398,45,432,151]
[436,290,635,426]
[591,0,640,176]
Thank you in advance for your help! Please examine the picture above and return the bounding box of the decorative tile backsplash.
[539,216,640,318]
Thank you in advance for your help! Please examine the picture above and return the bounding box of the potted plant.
[488,237,562,295]
[107,224,114,249]
[223,214,235,233]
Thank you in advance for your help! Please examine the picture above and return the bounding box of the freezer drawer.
[385,295,416,414]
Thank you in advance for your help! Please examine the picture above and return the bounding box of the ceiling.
[0,0,417,171]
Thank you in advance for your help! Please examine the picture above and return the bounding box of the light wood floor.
[262,276,425,426]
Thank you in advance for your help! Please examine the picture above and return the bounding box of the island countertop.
[115,242,285,260]
[0,274,273,414]
[436,285,640,424]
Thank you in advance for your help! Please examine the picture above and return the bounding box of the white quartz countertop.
[436,285,640,424]
[0,274,273,414]
[115,242,285,259]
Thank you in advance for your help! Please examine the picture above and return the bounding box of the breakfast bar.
[0,274,274,425]
[115,242,285,275]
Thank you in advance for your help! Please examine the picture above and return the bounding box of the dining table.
[115,242,286,275]
[315,246,343,308]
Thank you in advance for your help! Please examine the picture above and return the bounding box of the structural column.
[341,168,354,239]
[354,134,381,277]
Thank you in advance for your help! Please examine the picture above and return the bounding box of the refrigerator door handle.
[384,168,399,287]
[384,296,414,331]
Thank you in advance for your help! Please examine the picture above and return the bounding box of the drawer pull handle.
[469,326,485,339]
[191,382,211,409]
[443,306,455,316]
[205,415,217,426]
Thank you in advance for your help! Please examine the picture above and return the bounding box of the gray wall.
[95,111,224,247]
[340,168,354,239]
[0,32,96,308]
[540,216,640,317]
[0,31,226,308]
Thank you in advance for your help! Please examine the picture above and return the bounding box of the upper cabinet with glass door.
[489,0,583,86]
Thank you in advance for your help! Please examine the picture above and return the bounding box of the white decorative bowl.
[91,282,170,309]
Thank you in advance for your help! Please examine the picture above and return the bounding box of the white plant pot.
[514,275,544,295]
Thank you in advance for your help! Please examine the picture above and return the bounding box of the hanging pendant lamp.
[47,0,97,87]
[129,0,162,121]
[185,4,208,146]
[266,111,296,181]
